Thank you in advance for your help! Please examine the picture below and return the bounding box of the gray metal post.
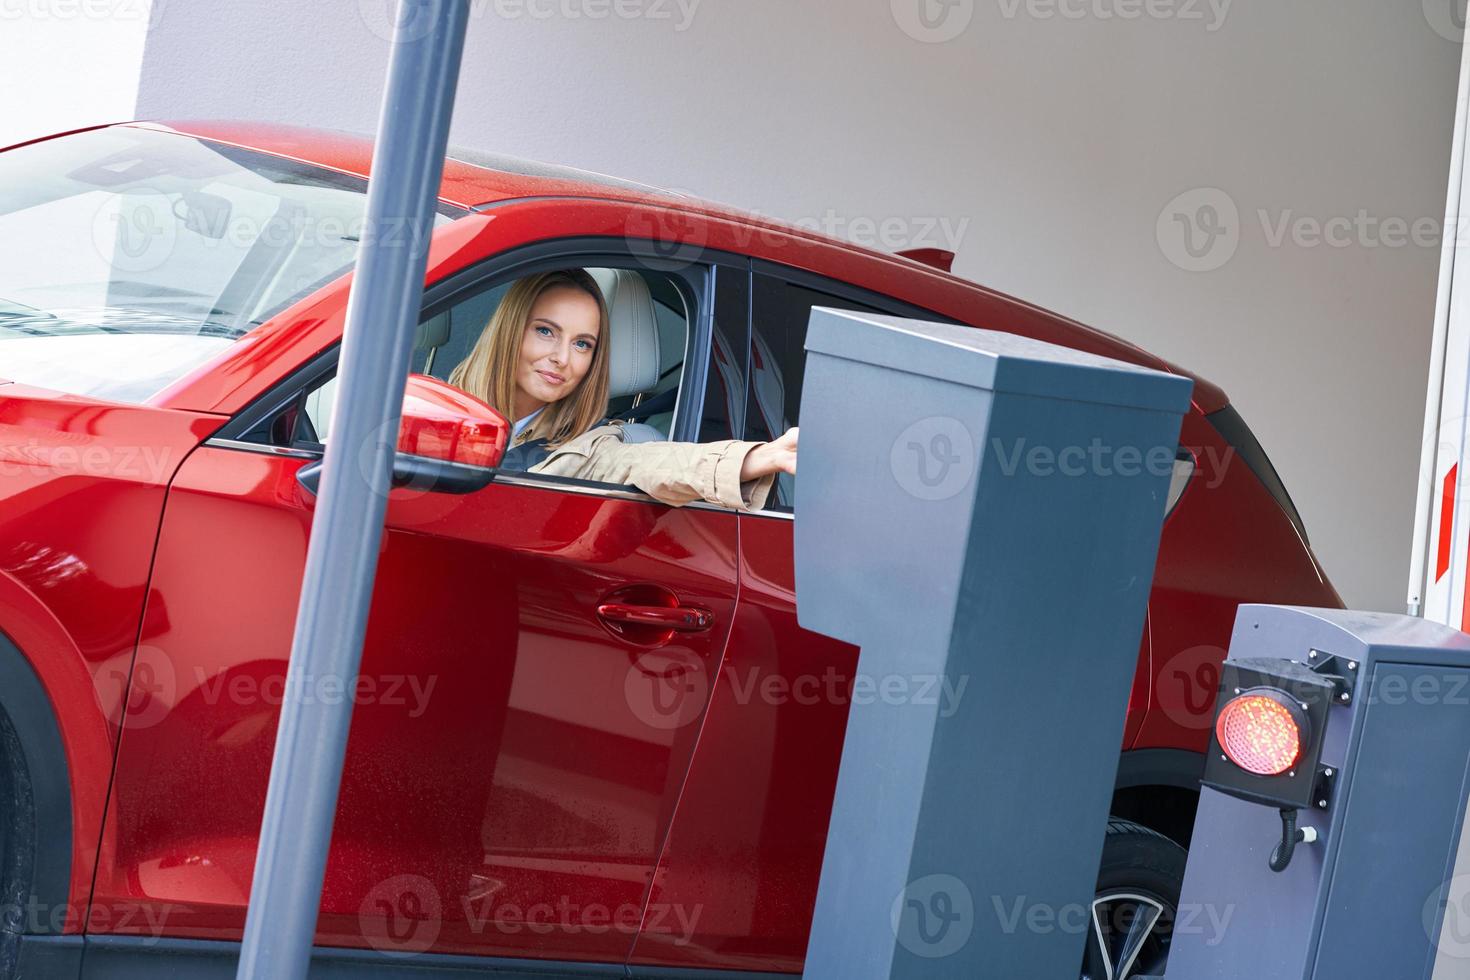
[794,310,1193,979]
[234,2,470,977]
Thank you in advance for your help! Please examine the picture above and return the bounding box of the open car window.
[274,265,699,500]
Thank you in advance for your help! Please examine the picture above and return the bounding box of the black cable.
[1270,807,1307,872]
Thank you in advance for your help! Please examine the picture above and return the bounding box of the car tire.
[1081,818,1187,980]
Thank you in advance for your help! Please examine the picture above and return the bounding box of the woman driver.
[447,269,798,511]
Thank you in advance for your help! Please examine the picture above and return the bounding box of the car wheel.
[1080,818,1186,980]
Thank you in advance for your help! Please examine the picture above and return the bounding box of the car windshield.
[0,126,465,403]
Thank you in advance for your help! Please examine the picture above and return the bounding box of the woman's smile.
[511,285,602,420]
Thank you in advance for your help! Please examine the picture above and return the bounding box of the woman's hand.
[740,427,798,482]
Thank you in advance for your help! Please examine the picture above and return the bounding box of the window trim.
[211,237,748,509]
[740,259,960,518]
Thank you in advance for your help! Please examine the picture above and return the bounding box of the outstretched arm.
[529,426,799,511]
[740,427,798,483]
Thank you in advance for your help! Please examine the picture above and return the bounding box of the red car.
[0,121,1340,980]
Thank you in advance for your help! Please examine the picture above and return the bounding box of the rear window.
[0,127,465,403]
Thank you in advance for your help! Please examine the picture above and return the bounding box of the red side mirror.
[398,374,508,469]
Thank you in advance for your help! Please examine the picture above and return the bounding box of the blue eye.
[536,325,553,337]
[575,340,594,352]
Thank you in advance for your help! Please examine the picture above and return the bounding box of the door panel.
[90,446,737,964]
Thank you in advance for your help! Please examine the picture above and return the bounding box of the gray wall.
[135,0,1464,611]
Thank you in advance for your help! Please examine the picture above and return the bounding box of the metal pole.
[235,2,469,977]
[1407,32,1470,619]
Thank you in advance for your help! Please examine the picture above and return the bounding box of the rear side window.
[1206,405,1309,543]
[748,274,885,510]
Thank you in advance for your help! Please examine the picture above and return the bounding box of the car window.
[747,273,885,511]
[294,266,696,494]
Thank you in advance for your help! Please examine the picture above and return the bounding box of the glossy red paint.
[399,375,509,468]
[0,385,224,929]
[91,445,739,962]
[0,122,1338,971]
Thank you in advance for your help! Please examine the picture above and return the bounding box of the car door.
[88,252,744,968]
[628,263,894,972]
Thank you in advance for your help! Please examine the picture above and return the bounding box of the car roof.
[105,119,1226,412]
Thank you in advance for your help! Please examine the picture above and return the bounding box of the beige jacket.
[526,423,776,511]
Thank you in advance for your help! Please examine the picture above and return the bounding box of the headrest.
[416,309,450,351]
[587,268,661,398]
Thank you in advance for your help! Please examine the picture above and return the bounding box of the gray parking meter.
[1165,605,1470,980]
[794,309,1194,979]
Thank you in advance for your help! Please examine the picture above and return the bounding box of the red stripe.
[1440,463,1458,582]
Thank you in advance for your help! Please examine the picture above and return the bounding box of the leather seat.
[586,268,666,444]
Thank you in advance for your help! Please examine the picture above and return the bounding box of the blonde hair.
[448,270,611,447]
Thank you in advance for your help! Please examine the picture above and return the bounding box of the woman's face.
[513,285,601,418]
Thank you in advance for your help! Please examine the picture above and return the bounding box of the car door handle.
[596,603,714,633]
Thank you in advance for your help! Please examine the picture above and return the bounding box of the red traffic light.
[1215,689,1305,776]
